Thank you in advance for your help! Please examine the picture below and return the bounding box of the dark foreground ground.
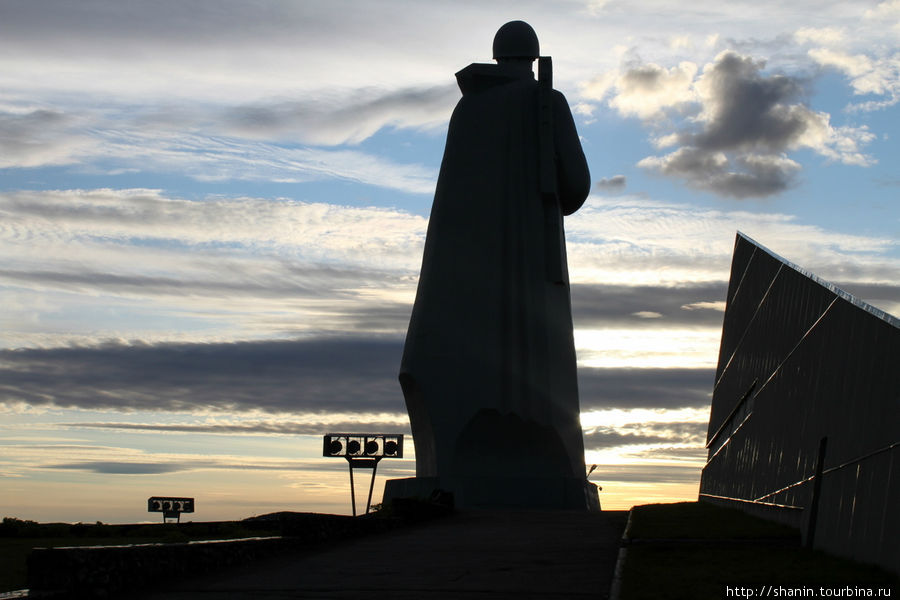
[137,509,628,600]
[0,518,292,594]
[5,503,896,599]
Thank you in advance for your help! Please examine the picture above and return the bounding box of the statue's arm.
[552,90,591,216]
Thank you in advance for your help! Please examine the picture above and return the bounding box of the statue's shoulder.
[551,87,571,106]
[455,63,535,95]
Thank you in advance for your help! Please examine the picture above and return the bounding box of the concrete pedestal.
[384,476,600,511]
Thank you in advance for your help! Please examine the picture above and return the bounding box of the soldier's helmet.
[492,20,539,60]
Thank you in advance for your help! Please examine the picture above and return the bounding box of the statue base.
[383,476,600,511]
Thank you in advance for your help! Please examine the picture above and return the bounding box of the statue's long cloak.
[400,62,591,490]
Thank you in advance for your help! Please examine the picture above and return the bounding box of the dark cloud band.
[1,337,715,414]
[572,282,727,328]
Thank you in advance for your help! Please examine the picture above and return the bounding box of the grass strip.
[619,502,898,600]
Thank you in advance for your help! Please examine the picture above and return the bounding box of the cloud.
[864,0,900,19]
[0,266,382,301]
[34,453,372,475]
[222,85,458,145]
[1,188,425,344]
[794,27,846,46]
[598,61,698,120]
[4,437,417,482]
[571,282,728,329]
[61,419,412,437]
[101,128,439,193]
[3,189,896,350]
[583,420,708,450]
[0,0,463,101]
[0,337,407,415]
[592,51,876,197]
[2,3,893,204]
[579,367,714,410]
[626,445,708,463]
[0,102,440,192]
[808,47,900,112]
[690,53,813,153]
[652,51,874,195]
[0,109,97,168]
[681,301,726,311]
[838,282,900,317]
[128,136,438,194]
[808,48,873,79]
[638,148,803,198]
[0,337,717,414]
[0,189,426,263]
[595,175,627,192]
[566,197,899,289]
[41,459,336,475]
[793,6,900,113]
[45,461,186,475]
[591,462,702,485]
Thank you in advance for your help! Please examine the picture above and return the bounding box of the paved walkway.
[141,509,627,599]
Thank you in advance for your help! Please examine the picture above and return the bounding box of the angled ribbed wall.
[700,232,900,574]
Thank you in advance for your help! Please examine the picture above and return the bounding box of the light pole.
[322,433,404,515]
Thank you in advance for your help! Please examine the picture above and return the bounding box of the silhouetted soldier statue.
[385,21,598,510]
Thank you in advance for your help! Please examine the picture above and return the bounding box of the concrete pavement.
[140,509,627,599]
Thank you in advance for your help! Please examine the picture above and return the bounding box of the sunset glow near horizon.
[2,1,899,522]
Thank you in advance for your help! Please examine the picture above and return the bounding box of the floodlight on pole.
[322,433,404,515]
[148,496,195,523]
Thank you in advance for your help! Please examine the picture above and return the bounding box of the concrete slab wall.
[699,233,900,575]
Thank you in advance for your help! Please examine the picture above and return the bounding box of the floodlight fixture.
[322,433,404,515]
[323,433,403,459]
[148,496,194,523]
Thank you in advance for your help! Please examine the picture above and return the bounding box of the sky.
[1,0,898,523]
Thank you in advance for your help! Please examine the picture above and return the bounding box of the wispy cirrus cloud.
[0,188,427,346]
[567,196,899,287]
[0,106,439,192]
[92,131,439,193]
[0,188,427,262]
[60,417,412,437]
[3,189,897,349]
[221,85,458,145]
